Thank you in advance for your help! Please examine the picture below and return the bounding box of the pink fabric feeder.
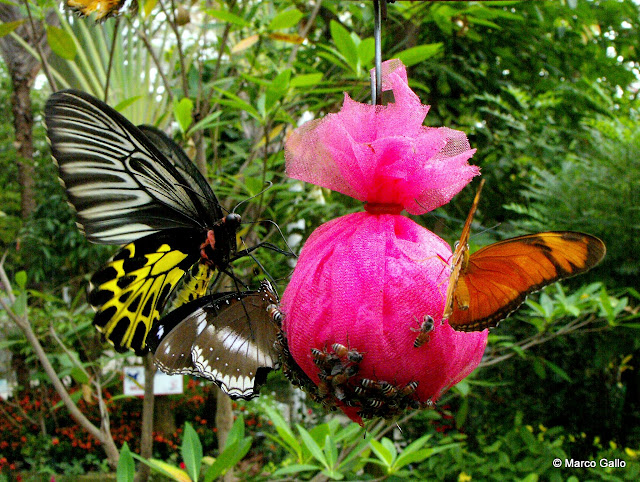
[281,59,488,424]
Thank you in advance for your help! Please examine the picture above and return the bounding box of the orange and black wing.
[447,231,606,332]
[442,179,485,320]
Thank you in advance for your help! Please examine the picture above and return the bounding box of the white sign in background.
[0,379,9,400]
[123,366,184,396]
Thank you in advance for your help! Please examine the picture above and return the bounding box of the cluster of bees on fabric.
[274,332,433,420]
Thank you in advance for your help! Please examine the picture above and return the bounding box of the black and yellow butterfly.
[45,90,255,354]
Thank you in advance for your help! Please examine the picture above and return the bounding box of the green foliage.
[116,443,135,482]
[419,416,640,481]
[507,115,640,287]
[461,283,640,454]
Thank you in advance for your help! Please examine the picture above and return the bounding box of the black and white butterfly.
[147,280,283,399]
[45,90,282,355]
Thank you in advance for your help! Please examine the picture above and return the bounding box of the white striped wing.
[45,90,221,245]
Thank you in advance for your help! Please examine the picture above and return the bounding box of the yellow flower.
[458,472,472,482]
[610,441,617,450]
[625,447,638,459]
[538,424,547,432]
[525,425,534,433]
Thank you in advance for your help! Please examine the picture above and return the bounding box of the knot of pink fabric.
[286,59,479,214]
[282,60,487,423]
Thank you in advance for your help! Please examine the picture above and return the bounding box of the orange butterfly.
[442,180,606,332]
[67,0,136,21]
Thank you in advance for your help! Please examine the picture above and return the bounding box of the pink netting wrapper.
[281,59,486,423]
[285,59,480,215]
[281,214,487,423]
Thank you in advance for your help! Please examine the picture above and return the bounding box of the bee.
[275,332,290,356]
[411,315,435,348]
[379,381,397,397]
[332,343,348,358]
[347,349,363,363]
[318,372,332,382]
[268,304,284,325]
[361,378,380,390]
[317,380,329,397]
[312,348,338,370]
[399,381,419,397]
[332,372,349,386]
[345,364,359,377]
[311,348,326,363]
[354,386,366,396]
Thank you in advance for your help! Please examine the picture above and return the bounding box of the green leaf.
[532,358,546,379]
[357,38,375,66]
[453,379,470,397]
[117,443,135,482]
[272,464,322,476]
[381,438,397,463]
[369,439,393,469]
[298,424,328,467]
[130,454,191,482]
[143,0,158,17]
[174,98,194,134]
[543,359,572,383]
[204,437,252,482]
[396,43,443,67]
[46,25,77,60]
[467,17,502,30]
[290,73,323,88]
[599,287,615,324]
[70,367,89,384]
[52,389,83,410]
[266,69,292,111]
[262,405,300,459]
[213,87,261,121]
[455,396,469,428]
[15,271,27,289]
[0,20,25,38]
[324,435,337,469]
[394,448,434,469]
[204,8,248,27]
[330,21,358,72]
[187,111,223,135]
[114,96,143,113]
[268,9,303,31]
[226,413,245,448]
[181,422,203,482]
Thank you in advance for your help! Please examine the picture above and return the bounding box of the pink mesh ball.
[281,60,487,423]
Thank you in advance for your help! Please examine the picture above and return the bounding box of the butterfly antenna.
[232,181,273,214]
[240,219,298,259]
[219,266,249,292]
[237,238,279,290]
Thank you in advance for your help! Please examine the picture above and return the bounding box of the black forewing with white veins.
[44,90,222,245]
[148,281,281,400]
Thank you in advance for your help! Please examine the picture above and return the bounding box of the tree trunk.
[215,390,235,482]
[135,354,156,482]
[0,5,55,219]
[11,78,37,218]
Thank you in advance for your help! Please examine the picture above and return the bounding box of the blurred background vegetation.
[0,0,639,479]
